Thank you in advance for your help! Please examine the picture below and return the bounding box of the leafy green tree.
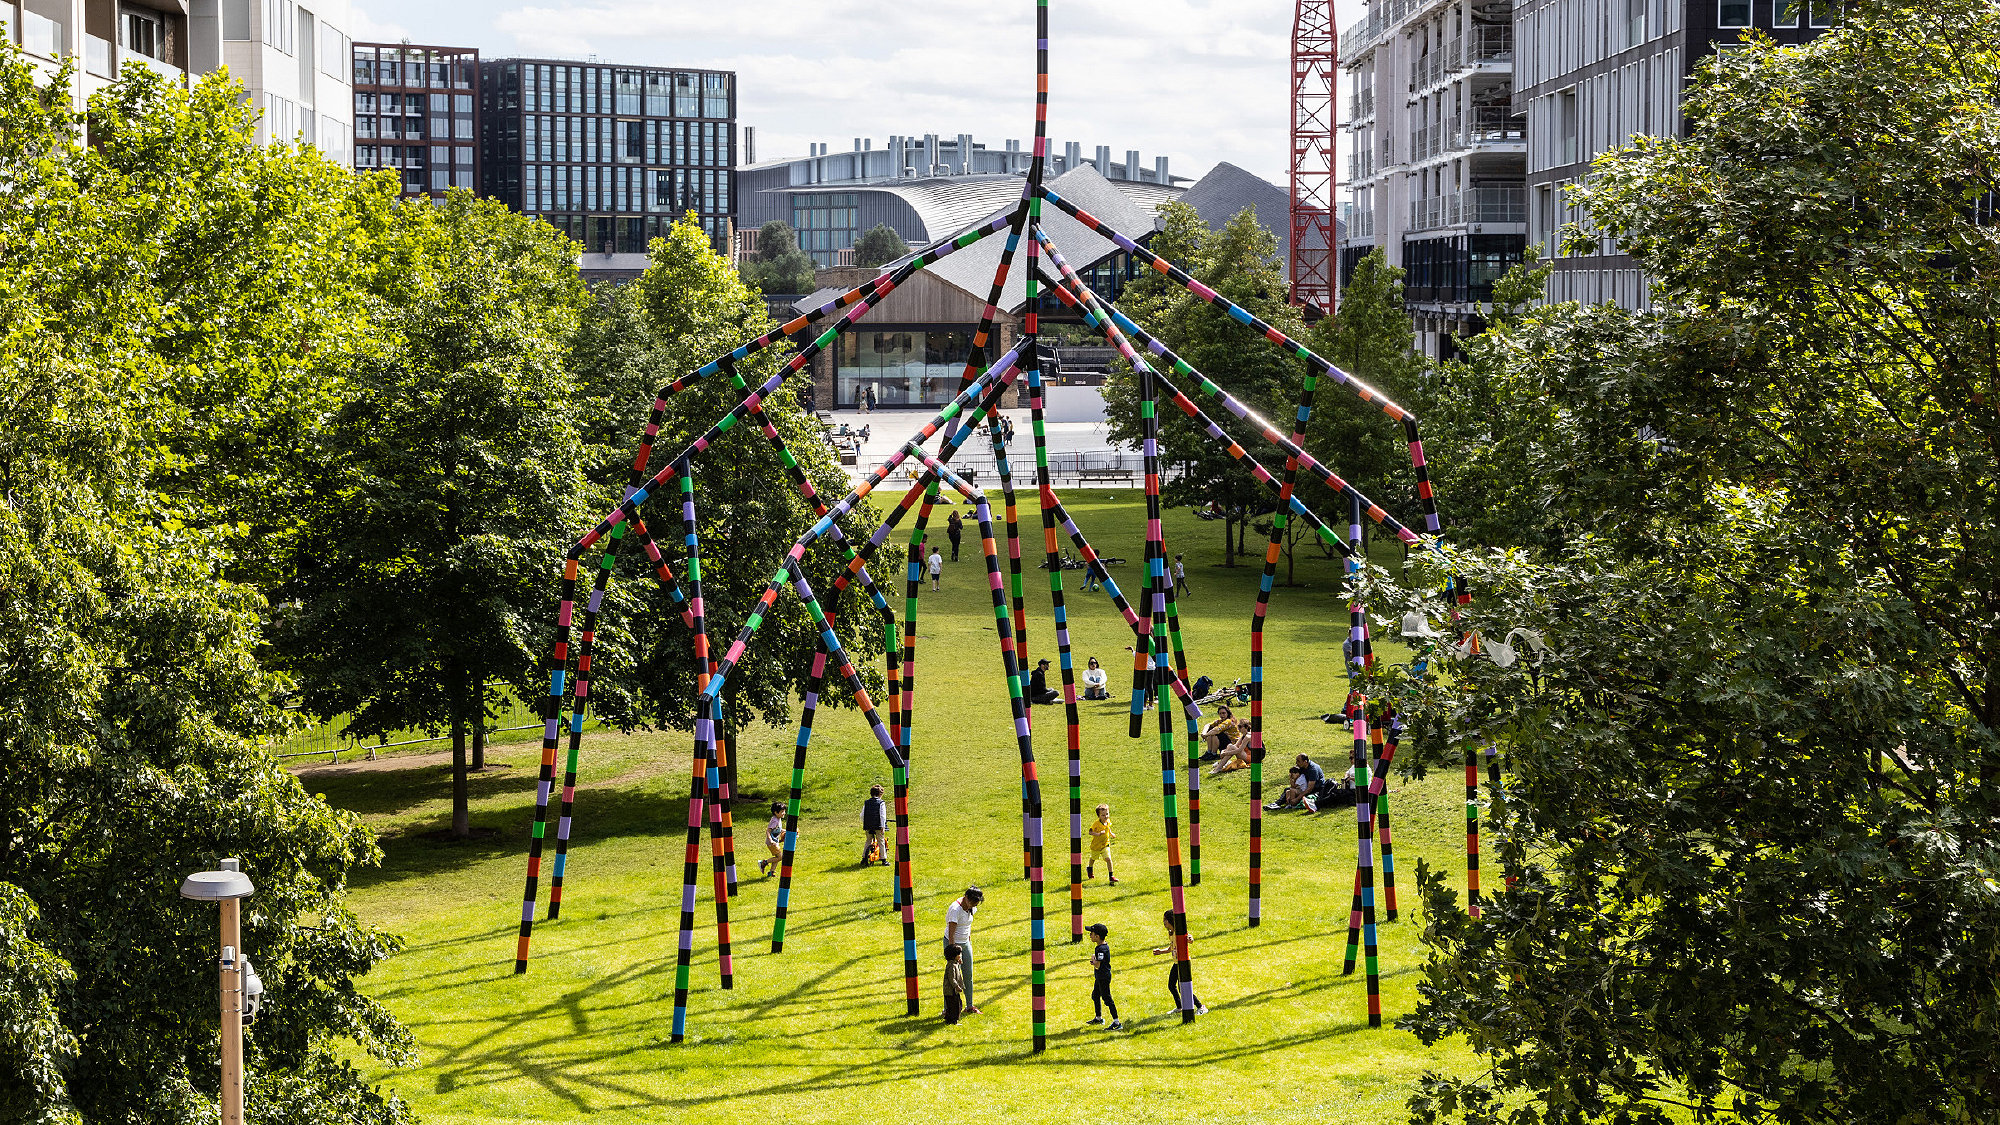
[1104,204,1308,565]
[1280,247,1428,577]
[277,191,593,841]
[853,222,910,268]
[1401,9,2000,1122]
[0,49,410,1124]
[573,217,882,752]
[741,219,817,294]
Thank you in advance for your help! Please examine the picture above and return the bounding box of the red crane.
[1290,0,1338,317]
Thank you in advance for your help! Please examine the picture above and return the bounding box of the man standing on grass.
[945,886,984,1015]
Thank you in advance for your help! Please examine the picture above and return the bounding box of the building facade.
[479,58,736,253]
[350,43,478,198]
[1340,0,1526,360]
[1516,0,1833,308]
[736,134,1188,267]
[10,0,353,162]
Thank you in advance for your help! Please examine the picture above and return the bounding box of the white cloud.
[345,1,413,44]
[355,0,1373,185]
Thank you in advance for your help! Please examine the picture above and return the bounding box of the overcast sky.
[347,0,1370,186]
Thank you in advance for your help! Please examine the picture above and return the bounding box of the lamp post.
[181,858,255,1125]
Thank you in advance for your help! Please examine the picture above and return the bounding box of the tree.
[0,49,410,1124]
[1401,9,2000,1121]
[1286,248,1427,578]
[853,222,910,268]
[278,190,593,841]
[1103,205,1308,565]
[572,216,882,753]
[741,219,817,294]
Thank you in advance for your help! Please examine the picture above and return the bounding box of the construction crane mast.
[1289,0,1338,317]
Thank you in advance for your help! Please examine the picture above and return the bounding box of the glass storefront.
[836,329,976,406]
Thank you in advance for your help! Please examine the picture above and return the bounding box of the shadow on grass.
[350,778,700,891]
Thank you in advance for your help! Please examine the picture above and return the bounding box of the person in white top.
[928,546,944,591]
[944,886,984,1015]
[1082,656,1110,700]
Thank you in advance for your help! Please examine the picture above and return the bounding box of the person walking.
[1152,909,1207,1015]
[1087,803,1117,884]
[860,785,889,865]
[947,510,964,562]
[1173,554,1190,594]
[944,887,984,1015]
[1084,923,1123,1030]
[928,545,944,591]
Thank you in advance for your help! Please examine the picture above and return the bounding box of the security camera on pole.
[180,858,262,1125]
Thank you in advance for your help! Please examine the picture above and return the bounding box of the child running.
[1087,803,1118,884]
[1151,909,1208,1015]
[758,800,784,875]
[1084,922,1123,1030]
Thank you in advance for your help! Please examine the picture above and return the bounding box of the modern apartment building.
[1339,0,1527,360]
[9,0,353,161]
[735,134,1189,267]
[350,43,478,199]
[480,58,737,254]
[1516,0,1833,308]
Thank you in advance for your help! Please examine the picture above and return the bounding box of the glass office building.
[482,58,736,253]
[351,44,479,197]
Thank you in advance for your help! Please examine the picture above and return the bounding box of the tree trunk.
[1237,516,1248,557]
[1221,513,1236,567]
[471,683,487,772]
[449,665,470,840]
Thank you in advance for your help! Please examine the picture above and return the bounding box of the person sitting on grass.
[1208,727,1262,776]
[1028,659,1060,705]
[1200,705,1243,760]
[1082,656,1110,700]
[1267,754,1324,810]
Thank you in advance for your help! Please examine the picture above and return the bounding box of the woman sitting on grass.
[1207,728,1259,776]
[1200,705,1244,759]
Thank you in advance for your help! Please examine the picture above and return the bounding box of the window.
[1627,0,1646,44]
[1809,0,1835,25]
[703,72,729,119]
[674,72,699,117]
[623,120,644,161]
[645,72,671,116]
[1718,0,1751,27]
[1558,89,1579,165]
[1775,0,1801,25]
[615,70,643,114]
[264,0,295,54]
[319,26,349,77]
[120,9,165,59]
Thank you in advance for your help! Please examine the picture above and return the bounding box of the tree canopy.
[854,222,910,268]
[1401,8,2000,1121]
[1103,204,1309,565]
[0,49,411,1124]
[741,219,818,294]
[275,191,594,840]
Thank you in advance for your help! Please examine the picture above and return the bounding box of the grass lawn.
[309,494,1483,1124]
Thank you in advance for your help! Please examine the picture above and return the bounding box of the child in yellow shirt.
[1087,803,1117,885]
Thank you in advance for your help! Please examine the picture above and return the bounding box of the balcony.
[1410,26,1514,93]
[128,52,185,84]
[1349,208,1376,239]
[1339,0,1423,61]
[1409,107,1527,163]
[1347,88,1375,121]
[1348,148,1376,182]
[1409,184,1528,232]
[22,10,61,58]
[85,34,112,79]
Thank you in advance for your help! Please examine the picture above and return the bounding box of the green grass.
[313,496,1481,1124]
